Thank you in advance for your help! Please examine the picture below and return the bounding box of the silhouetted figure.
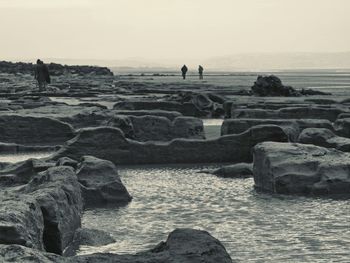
[34,59,50,91]
[181,65,188,79]
[198,65,204,80]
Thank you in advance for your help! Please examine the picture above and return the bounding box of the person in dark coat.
[34,59,50,91]
[181,65,188,79]
[198,65,204,80]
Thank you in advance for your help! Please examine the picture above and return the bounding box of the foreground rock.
[0,229,233,263]
[52,125,288,165]
[75,156,132,206]
[0,114,75,145]
[0,166,82,254]
[201,163,253,178]
[298,128,350,152]
[253,142,350,196]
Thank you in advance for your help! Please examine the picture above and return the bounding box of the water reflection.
[82,164,350,262]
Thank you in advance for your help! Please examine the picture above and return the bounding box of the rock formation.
[0,114,75,146]
[52,124,288,165]
[75,156,132,206]
[298,128,350,152]
[253,142,350,196]
[251,75,300,97]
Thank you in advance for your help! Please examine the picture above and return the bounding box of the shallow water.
[202,119,223,139]
[82,165,350,262]
[0,152,53,163]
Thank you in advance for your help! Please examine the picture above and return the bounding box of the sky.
[1,0,350,63]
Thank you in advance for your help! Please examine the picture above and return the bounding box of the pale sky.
[1,0,350,61]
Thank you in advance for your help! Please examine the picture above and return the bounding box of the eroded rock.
[253,142,350,196]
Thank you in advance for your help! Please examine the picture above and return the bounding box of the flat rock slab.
[253,142,350,196]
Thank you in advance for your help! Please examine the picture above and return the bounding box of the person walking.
[181,64,188,80]
[34,59,50,91]
[198,65,204,80]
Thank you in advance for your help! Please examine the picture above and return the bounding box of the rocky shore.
[1,64,350,261]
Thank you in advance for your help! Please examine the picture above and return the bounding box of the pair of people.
[181,65,204,80]
[34,59,50,91]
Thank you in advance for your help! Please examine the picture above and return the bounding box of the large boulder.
[298,128,350,152]
[0,166,82,254]
[253,142,350,196]
[251,75,300,97]
[76,156,132,206]
[52,124,288,165]
[0,228,233,263]
[0,115,75,145]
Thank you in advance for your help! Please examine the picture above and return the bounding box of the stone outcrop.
[0,165,82,254]
[0,60,113,76]
[0,114,75,146]
[221,118,335,142]
[129,115,205,141]
[221,119,300,142]
[0,155,132,256]
[0,229,233,263]
[231,106,346,122]
[298,128,350,152]
[52,124,288,165]
[253,142,350,196]
[76,156,132,206]
[251,75,300,97]
[114,101,210,117]
[201,163,253,178]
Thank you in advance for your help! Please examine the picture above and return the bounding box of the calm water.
[0,152,53,163]
[82,165,350,262]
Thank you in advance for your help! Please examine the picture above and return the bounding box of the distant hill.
[6,52,350,73]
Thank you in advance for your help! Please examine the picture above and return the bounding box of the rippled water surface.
[82,165,350,262]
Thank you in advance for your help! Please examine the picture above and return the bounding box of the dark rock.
[231,106,346,122]
[334,118,350,138]
[56,157,79,169]
[0,166,82,254]
[300,89,332,96]
[253,142,350,196]
[251,75,300,97]
[76,156,132,206]
[0,60,113,76]
[105,115,135,139]
[0,114,75,146]
[298,128,350,152]
[114,100,210,117]
[221,119,300,142]
[52,124,288,165]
